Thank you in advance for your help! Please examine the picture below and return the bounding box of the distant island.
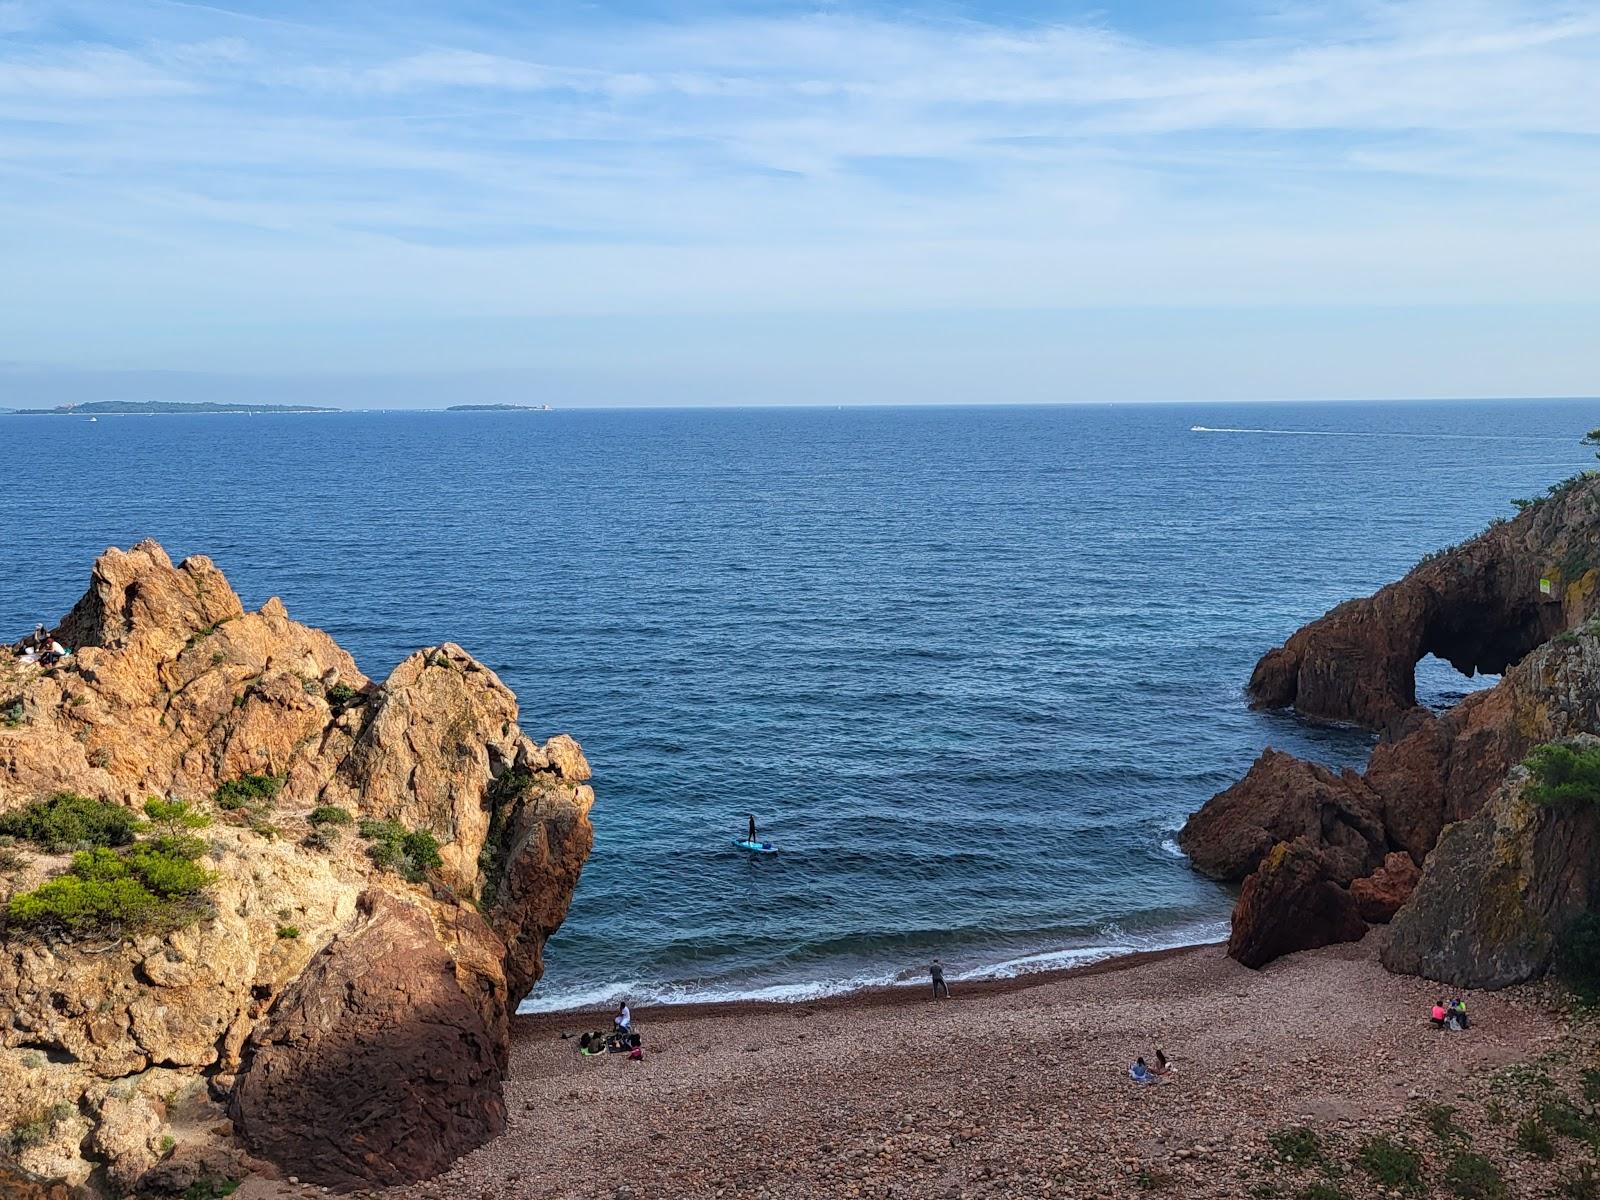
[10,401,338,415]
[445,403,553,412]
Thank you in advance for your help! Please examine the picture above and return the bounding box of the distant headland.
[445,403,553,412]
[8,401,338,415]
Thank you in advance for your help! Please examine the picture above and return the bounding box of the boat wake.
[1190,425,1567,441]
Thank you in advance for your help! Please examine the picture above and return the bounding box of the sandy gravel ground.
[320,934,1598,1200]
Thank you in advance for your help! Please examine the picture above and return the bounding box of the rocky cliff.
[1183,471,1600,976]
[1248,477,1600,729]
[0,542,595,1194]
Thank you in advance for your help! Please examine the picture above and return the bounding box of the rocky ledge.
[0,542,594,1195]
[1183,470,1600,978]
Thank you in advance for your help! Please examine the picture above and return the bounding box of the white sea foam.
[517,918,1231,1014]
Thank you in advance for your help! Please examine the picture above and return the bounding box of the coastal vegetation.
[212,773,284,811]
[1524,742,1600,808]
[4,799,214,937]
[0,790,140,851]
[358,817,443,882]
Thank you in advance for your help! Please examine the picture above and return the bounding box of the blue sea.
[2,400,1595,1009]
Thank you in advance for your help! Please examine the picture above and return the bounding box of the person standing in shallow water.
[930,957,949,999]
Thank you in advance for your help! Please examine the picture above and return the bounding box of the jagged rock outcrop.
[0,542,595,1193]
[1190,473,1600,973]
[1227,839,1368,969]
[1179,750,1386,885]
[1249,480,1600,728]
[1349,851,1421,924]
[1382,747,1600,988]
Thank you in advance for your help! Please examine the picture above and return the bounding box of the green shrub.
[1420,1102,1462,1143]
[1540,1097,1597,1141]
[182,1179,239,1200]
[1134,1168,1172,1190]
[324,682,360,707]
[6,1102,72,1154]
[1525,743,1600,808]
[308,805,352,827]
[212,774,283,812]
[1560,914,1600,1001]
[276,925,299,939]
[1441,1151,1505,1199]
[1516,1116,1555,1160]
[1584,1070,1600,1105]
[1269,1126,1325,1168]
[3,701,23,728]
[0,792,140,852]
[143,797,210,833]
[1562,1163,1600,1200]
[1357,1136,1423,1191]
[5,838,213,937]
[358,819,443,883]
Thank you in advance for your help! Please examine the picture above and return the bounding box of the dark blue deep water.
[2,400,1595,1008]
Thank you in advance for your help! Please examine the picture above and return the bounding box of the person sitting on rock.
[1129,1058,1158,1085]
[1431,1000,1448,1028]
[1152,1049,1176,1078]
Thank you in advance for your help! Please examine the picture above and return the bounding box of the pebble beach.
[349,936,1587,1200]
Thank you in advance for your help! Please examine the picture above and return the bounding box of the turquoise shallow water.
[1,399,1593,1008]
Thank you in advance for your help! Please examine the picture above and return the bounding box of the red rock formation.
[1249,480,1600,729]
[1349,852,1422,924]
[228,892,508,1189]
[1178,750,1385,885]
[1227,839,1368,969]
[0,542,596,1193]
[1189,474,1600,973]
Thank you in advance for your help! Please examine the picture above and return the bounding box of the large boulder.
[1227,839,1368,969]
[1382,750,1600,988]
[228,892,507,1188]
[0,543,596,1192]
[1179,749,1386,885]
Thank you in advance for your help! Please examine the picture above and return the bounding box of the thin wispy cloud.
[0,0,1597,402]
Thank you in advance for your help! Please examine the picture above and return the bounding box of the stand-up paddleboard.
[734,839,777,854]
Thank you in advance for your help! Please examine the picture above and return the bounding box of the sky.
[1,0,1598,408]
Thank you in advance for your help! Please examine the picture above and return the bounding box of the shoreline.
[513,938,1218,1035]
[390,936,1578,1200]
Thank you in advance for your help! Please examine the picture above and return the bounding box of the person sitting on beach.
[1129,1058,1158,1086]
[580,1032,608,1057]
[1449,998,1469,1030]
[1431,1000,1448,1028]
[1152,1048,1176,1078]
[615,999,632,1035]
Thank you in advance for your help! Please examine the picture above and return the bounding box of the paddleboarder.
[748,813,757,844]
